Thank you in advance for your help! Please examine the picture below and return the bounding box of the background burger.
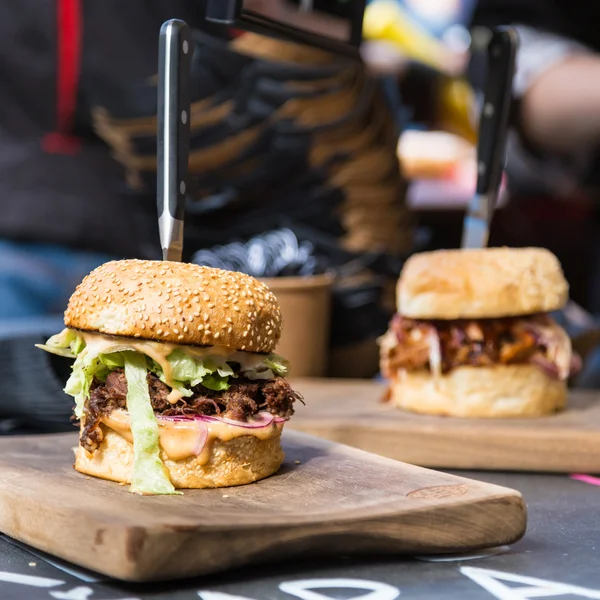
[379,247,579,418]
[38,260,301,495]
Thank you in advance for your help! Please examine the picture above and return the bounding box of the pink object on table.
[570,474,600,486]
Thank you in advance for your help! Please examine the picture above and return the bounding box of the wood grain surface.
[288,379,600,473]
[0,431,525,582]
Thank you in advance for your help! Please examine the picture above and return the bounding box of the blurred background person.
[471,0,600,196]
[0,1,412,432]
[0,1,213,335]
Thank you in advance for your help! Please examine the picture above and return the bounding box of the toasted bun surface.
[388,364,566,418]
[397,247,568,319]
[74,427,284,489]
[65,259,282,353]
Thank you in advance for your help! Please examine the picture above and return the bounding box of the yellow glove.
[363,0,449,72]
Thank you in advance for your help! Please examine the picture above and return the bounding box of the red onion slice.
[528,354,560,379]
[157,411,285,429]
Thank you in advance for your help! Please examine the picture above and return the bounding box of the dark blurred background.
[3,0,600,434]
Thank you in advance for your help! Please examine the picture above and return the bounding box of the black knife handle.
[157,19,193,222]
[475,27,518,196]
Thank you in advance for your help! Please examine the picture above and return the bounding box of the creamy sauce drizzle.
[101,409,282,463]
[78,331,272,404]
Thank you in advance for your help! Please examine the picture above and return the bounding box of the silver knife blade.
[462,192,494,249]
[158,209,185,262]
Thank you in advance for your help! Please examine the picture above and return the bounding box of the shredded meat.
[380,314,549,380]
[80,370,302,453]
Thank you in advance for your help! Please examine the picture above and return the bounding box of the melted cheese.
[101,409,282,463]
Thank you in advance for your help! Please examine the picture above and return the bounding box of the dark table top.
[0,470,598,600]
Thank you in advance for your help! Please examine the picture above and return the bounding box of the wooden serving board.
[0,431,525,582]
[289,379,600,473]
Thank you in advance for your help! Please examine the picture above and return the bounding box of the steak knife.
[157,19,193,262]
[461,27,518,249]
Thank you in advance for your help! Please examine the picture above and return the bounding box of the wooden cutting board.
[288,379,600,473]
[0,431,525,582]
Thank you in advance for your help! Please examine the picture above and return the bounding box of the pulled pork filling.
[380,313,577,381]
[80,370,301,453]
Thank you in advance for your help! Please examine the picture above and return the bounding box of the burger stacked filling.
[38,327,300,494]
[82,369,299,454]
[380,313,577,381]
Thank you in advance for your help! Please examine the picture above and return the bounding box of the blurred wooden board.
[289,379,600,473]
[0,431,525,582]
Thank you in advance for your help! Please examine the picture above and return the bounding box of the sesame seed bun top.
[397,247,568,319]
[64,260,282,353]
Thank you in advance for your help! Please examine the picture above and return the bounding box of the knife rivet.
[477,162,487,175]
[183,40,189,54]
[181,110,188,125]
[483,103,494,117]
[180,181,186,195]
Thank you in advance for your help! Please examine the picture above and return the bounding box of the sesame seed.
[197,324,204,331]
[157,329,163,335]
[214,332,220,338]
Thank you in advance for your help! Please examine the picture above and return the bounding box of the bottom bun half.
[74,426,284,489]
[389,364,566,418]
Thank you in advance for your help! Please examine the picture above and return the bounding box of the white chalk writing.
[0,570,64,588]
[279,579,400,600]
[461,567,600,600]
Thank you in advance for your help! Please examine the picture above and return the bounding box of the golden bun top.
[397,247,569,319]
[64,260,282,352]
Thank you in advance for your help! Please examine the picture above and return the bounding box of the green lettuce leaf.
[200,372,231,391]
[100,353,125,369]
[166,349,212,386]
[149,350,236,394]
[123,351,179,495]
[264,354,289,376]
[35,328,86,358]
[65,354,106,419]
[244,353,289,380]
[40,330,291,412]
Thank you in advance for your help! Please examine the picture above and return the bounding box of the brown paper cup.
[261,274,333,377]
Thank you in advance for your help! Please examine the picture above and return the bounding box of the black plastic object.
[205,0,366,57]
[191,226,420,348]
[192,228,326,277]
